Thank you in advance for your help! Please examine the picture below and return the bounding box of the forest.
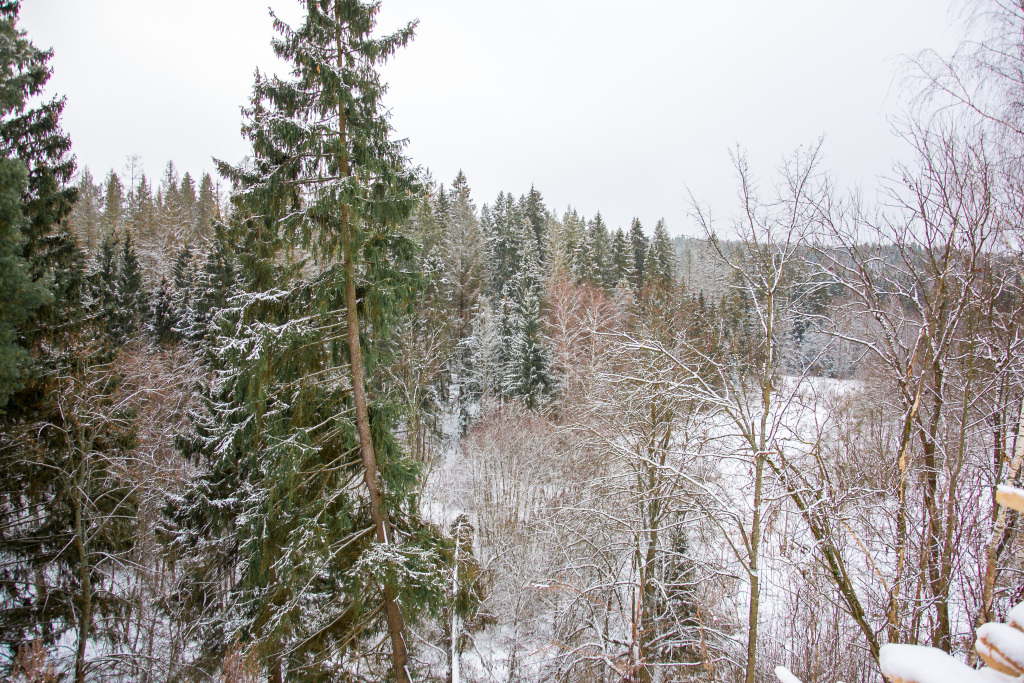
[2,1,1024,682]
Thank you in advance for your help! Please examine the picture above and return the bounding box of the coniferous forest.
[4,1,1024,682]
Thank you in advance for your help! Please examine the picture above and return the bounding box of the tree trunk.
[334,3,410,678]
[979,402,1024,627]
[344,258,411,683]
[73,443,92,683]
[744,450,763,683]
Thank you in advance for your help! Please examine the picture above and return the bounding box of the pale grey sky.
[22,0,960,236]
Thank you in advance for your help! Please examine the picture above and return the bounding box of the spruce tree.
[645,218,676,289]
[113,230,145,342]
[610,226,635,287]
[196,172,219,239]
[559,207,587,282]
[586,211,611,288]
[629,217,649,290]
[0,157,47,406]
[178,3,453,679]
[69,167,102,251]
[130,172,157,241]
[520,184,548,264]
[100,171,124,235]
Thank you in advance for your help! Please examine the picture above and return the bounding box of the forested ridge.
[3,1,1024,682]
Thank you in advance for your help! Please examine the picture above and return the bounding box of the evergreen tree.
[483,191,534,298]
[560,207,587,282]
[170,4,457,680]
[0,157,47,406]
[69,167,102,251]
[112,230,145,342]
[645,218,676,289]
[610,226,635,287]
[585,211,611,288]
[500,284,553,408]
[158,160,189,247]
[481,189,553,406]
[100,171,124,235]
[179,171,197,240]
[629,217,649,290]
[196,171,218,239]
[130,172,157,241]
[92,228,119,329]
[520,184,548,264]
[440,170,483,338]
[151,275,174,344]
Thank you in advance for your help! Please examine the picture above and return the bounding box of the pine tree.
[481,189,553,406]
[500,284,553,408]
[179,171,198,240]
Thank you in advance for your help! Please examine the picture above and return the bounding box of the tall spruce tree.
[179,3,455,680]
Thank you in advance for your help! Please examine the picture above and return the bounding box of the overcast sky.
[22,0,962,236]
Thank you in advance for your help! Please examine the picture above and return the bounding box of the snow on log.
[976,666,1024,682]
[879,644,982,683]
[977,623,1024,677]
[996,486,1024,515]
[1008,601,1024,633]
[774,665,804,683]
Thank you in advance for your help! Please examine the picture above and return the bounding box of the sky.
[21,0,963,237]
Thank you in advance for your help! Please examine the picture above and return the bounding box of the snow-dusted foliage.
[9,1,1024,681]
